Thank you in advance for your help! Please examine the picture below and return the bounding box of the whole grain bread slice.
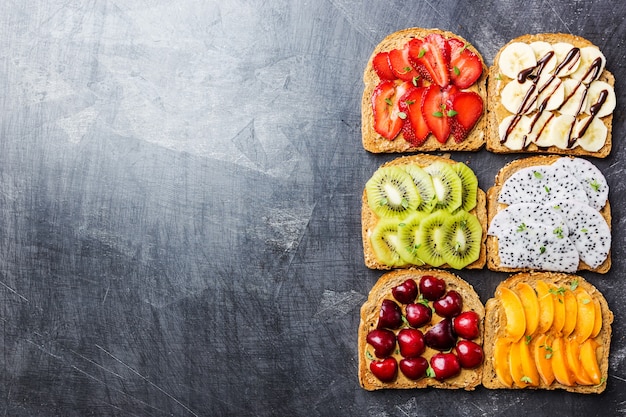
[362,28,488,153]
[482,272,613,393]
[358,268,484,390]
[486,155,611,273]
[486,33,614,158]
[362,154,487,270]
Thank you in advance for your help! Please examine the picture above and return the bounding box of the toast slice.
[486,155,611,273]
[486,33,614,157]
[362,154,487,270]
[362,28,488,153]
[358,269,484,390]
[482,272,613,393]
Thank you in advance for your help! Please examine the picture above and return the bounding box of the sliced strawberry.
[448,38,483,89]
[372,80,411,140]
[422,85,450,143]
[447,91,484,142]
[399,87,430,146]
[408,34,450,87]
[372,51,396,81]
[388,43,421,83]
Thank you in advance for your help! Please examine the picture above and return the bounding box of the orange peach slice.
[565,338,594,385]
[494,337,513,387]
[549,284,566,335]
[580,339,602,385]
[562,290,578,337]
[518,338,540,387]
[551,337,575,386]
[499,287,526,341]
[509,338,529,388]
[573,288,595,342]
[515,282,539,336]
[533,334,555,385]
[535,280,554,334]
[590,297,602,339]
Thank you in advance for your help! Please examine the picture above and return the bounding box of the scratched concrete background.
[1,1,625,416]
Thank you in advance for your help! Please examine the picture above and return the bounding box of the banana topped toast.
[362,154,487,271]
[487,33,615,157]
[362,28,488,153]
[486,155,611,274]
[482,272,613,393]
[359,269,484,390]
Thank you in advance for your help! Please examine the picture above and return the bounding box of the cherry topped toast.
[362,28,488,153]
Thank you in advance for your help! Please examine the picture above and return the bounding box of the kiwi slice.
[452,162,478,212]
[365,166,421,219]
[424,162,463,213]
[396,212,427,265]
[370,218,407,267]
[415,210,448,267]
[440,210,482,270]
[402,164,436,213]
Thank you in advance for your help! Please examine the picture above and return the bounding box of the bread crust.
[486,33,614,158]
[358,269,484,390]
[362,28,488,153]
[362,154,487,270]
[486,155,611,273]
[481,272,613,393]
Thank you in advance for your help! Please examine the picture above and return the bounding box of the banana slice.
[536,73,564,111]
[552,43,581,77]
[559,78,588,116]
[545,114,576,149]
[500,79,537,114]
[499,115,531,150]
[526,111,554,145]
[570,46,606,84]
[530,41,557,74]
[585,80,616,117]
[574,116,607,152]
[499,42,537,79]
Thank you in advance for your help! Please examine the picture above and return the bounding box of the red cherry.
[452,311,481,339]
[370,357,398,382]
[455,340,484,369]
[433,290,463,318]
[399,357,429,380]
[405,302,432,328]
[424,318,457,351]
[397,328,425,358]
[419,275,446,301]
[377,299,403,329]
[392,278,418,304]
[366,329,396,358]
[430,352,461,381]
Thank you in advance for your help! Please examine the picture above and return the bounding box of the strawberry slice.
[448,38,483,89]
[399,87,430,146]
[372,80,411,140]
[372,51,396,81]
[388,43,421,83]
[408,34,450,87]
[447,91,483,142]
[422,85,451,143]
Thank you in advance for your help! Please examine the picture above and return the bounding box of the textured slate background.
[1,1,625,416]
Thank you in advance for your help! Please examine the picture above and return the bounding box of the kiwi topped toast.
[362,154,487,270]
[486,33,615,157]
[362,28,488,153]
[486,155,611,274]
[482,272,613,393]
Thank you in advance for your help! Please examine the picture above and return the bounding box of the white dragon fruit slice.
[552,157,609,210]
[498,165,589,206]
[488,202,569,236]
[548,200,611,268]
[496,222,579,273]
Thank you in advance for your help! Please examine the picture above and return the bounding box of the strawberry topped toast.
[362,28,488,153]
